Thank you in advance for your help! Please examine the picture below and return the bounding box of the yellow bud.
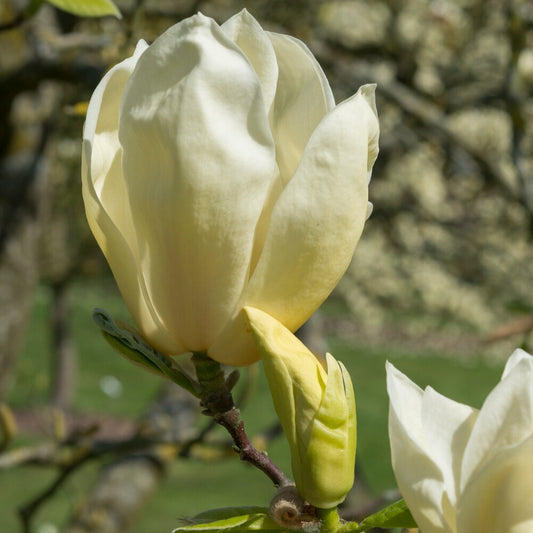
[244,306,356,509]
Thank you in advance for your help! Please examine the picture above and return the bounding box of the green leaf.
[45,0,121,18]
[350,499,417,532]
[100,329,164,376]
[92,308,200,396]
[174,507,286,532]
[189,507,270,523]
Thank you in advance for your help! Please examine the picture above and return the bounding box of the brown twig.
[214,406,291,487]
[10,353,291,531]
[9,429,169,532]
[19,457,91,533]
[192,354,291,488]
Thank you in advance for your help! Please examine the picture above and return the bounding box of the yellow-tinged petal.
[221,10,283,277]
[267,31,335,187]
[221,10,278,116]
[457,434,533,533]
[82,41,184,354]
[244,85,379,334]
[119,14,277,351]
[208,308,259,366]
[212,85,378,367]
[460,350,533,491]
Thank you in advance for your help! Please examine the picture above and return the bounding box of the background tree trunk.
[61,383,199,533]
[50,280,76,409]
[0,132,47,401]
[0,218,41,401]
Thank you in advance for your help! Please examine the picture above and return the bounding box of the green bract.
[81,10,379,367]
[244,306,357,509]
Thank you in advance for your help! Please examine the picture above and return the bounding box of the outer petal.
[82,41,183,354]
[244,85,379,332]
[208,308,258,366]
[457,433,533,533]
[221,11,282,277]
[119,14,277,351]
[421,387,478,530]
[501,348,533,379]
[387,363,454,533]
[460,351,533,491]
[247,30,337,277]
[267,31,335,187]
[221,9,278,116]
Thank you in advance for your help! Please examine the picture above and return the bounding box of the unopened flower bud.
[244,306,356,508]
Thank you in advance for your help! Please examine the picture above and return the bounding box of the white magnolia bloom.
[387,349,533,533]
[82,10,379,366]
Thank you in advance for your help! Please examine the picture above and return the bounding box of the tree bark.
[61,383,199,533]
[0,171,44,401]
[50,281,76,409]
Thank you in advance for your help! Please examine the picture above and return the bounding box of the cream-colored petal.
[460,352,533,491]
[82,41,183,354]
[247,29,337,274]
[243,85,379,333]
[421,387,478,528]
[84,40,147,251]
[366,201,373,219]
[221,9,278,115]
[119,14,277,351]
[207,308,259,366]
[211,86,378,365]
[220,11,282,278]
[501,348,533,379]
[457,433,533,533]
[267,31,335,187]
[386,363,453,533]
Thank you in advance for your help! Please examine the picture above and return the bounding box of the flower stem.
[318,507,341,533]
[192,353,292,488]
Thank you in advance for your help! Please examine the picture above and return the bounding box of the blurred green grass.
[2,280,504,533]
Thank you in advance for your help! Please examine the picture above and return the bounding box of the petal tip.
[358,83,378,117]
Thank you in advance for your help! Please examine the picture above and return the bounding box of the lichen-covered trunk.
[0,189,43,401]
[61,383,199,533]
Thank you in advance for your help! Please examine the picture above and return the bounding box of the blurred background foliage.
[0,0,532,532]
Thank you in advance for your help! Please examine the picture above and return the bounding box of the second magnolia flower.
[388,349,533,533]
[82,9,379,366]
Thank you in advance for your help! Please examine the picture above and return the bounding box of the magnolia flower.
[82,10,379,366]
[245,306,356,509]
[387,349,533,533]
